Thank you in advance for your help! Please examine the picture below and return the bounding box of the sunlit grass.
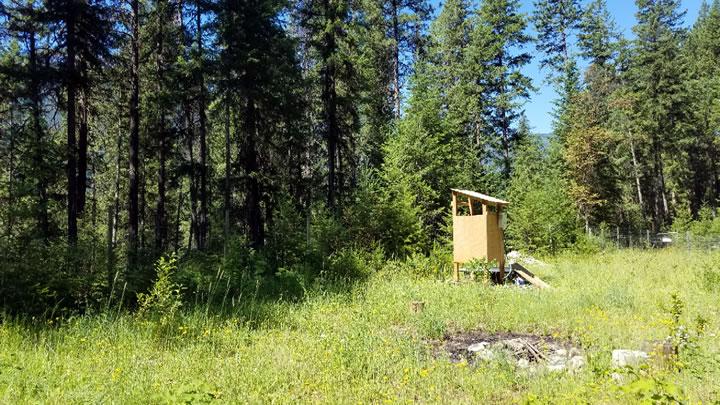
[1,248,719,403]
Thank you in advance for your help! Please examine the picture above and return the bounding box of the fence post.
[616,226,620,248]
[646,230,650,247]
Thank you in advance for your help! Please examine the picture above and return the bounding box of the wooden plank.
[511,263,550,289]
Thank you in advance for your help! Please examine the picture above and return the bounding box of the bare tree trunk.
[174,178,184,254]
[154,6,167,253]
[66,8,78,244]
[223,97,231,255]
[322,0,339,211]
[29,30,49,239]
[6,103,16,238]
[185,101,198,250]
[196,4,209,250]
[629,136,644,208]
[128,0,141,268]
[77,85,89,215]
[112,128,121,246]
[243,96,264,248]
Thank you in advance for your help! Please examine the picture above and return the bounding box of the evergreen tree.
[531,0,580,82]
[44,0,114,243]
[382,0,432,117]
[0,0,55,240]
[217,0,303,247]
[629,0,687,229]
[531,0,581,139]
[506,135,578,253]
[475,0,533,179]
[577,0,619,67]
[296,0,361,211]
[684,0,720,214]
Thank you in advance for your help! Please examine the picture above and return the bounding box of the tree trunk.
[112,128,121,246]
[322,0,339,211]
[243,96,264,248]
[629,136,644,209]
[196,5,209,250]
[174,179,184,254]
[223,97,231,255]
[6,103,16,238]
[155,123,167,252]
[29,30,49,239]
[185,100,198,250]
[66,7,78,244]
[155,7,167,253]
[77,85,89,215]
[128,0,140,267]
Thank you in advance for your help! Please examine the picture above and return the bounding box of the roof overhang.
[451,189,510,206]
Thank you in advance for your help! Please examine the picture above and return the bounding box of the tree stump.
[410,301,425,314]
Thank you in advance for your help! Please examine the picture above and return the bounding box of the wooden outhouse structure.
[451,189,510,282]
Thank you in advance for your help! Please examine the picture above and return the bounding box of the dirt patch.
[434,329,579,366]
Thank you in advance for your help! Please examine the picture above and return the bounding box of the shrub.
[137,255,183,329]
[506,136,580,254]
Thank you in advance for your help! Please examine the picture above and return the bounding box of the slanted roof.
[451,189,510,206]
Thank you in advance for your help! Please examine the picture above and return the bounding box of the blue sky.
[436,0,703,134]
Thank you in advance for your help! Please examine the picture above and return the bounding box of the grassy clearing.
[1,249,720,403]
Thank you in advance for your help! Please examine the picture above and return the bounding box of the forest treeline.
[1,0,719,313]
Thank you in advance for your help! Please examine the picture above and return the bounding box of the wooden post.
[451,192,457,216]
[646,229,650,247]
[616,226,620,248]
[468,197,474,215]
[453,262,460,282]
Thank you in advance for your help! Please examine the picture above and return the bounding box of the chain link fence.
[589,228,720,250]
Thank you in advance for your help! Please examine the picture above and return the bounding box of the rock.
[517,358,531,369]
[611,349,649,368]
[467,342,490,352]
[567,355,586,372]
[569,347,582,358]
[506,250,548,267]
[503,338,526,352]
[546,354,567,372]
[468,342,495,361]
[475,349,495,361]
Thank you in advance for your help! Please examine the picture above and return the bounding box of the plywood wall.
[452,204,505,267]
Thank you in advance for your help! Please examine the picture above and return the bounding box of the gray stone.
[475,349,495,361]
[517,358,531,369]
[567,355,586,372]
[546,354,567,372]
[612,349,649,368]
[467,342,490,352]
[611,372,625,383]
[569,347,582,358]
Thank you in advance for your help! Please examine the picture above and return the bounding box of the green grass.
[1,249,720,403]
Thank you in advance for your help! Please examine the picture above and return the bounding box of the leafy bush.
[137,255,183,328]
[344,172,426,257]
[672,205,720,236]
[0,237,107,315]
[698,253,720,292]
